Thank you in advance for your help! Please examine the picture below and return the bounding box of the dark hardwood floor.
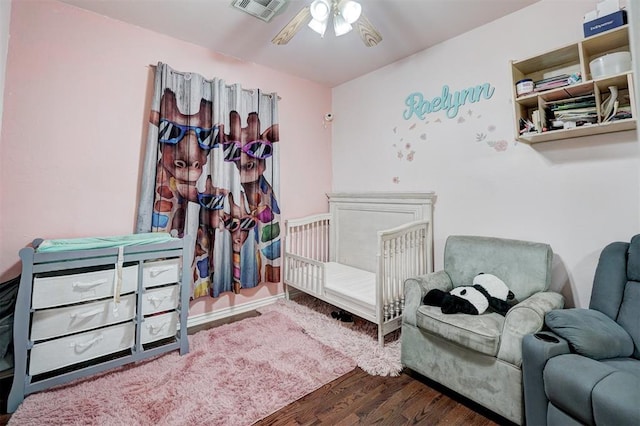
[255,367,504,426]
[0,310,510,426]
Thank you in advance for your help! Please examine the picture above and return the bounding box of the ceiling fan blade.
[354,14,382,47]
[271,6,311,45]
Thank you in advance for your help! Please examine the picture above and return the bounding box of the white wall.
[332,0,639,308]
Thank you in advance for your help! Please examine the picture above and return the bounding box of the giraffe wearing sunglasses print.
[193,176,228,298]
[150,88,224,297]
[219,111,281,287]
[222,192,258,294]
[150,88,218,234]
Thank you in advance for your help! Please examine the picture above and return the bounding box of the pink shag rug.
[258,294,402,377]
[8,311,356,426]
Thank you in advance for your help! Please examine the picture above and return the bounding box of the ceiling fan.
[271,0,382,47]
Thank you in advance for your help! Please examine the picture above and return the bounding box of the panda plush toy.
[423,273,515,316]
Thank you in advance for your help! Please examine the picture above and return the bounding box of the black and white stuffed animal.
[423,273,515,316]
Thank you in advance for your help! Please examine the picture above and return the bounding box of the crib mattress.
[323,262,376,308]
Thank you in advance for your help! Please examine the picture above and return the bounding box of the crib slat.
[392,237,397,318]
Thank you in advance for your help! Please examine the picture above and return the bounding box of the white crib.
[284,192,435,345]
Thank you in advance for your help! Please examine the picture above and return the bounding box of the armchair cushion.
[546,308,634,360]
[601,357,640,377]
[416,306,504,356]
[544,354,618,425]
[543,354,640,425]
[592,371,640,425]
[417,291,564,363]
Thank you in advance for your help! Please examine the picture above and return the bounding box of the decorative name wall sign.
[403,83,495,120]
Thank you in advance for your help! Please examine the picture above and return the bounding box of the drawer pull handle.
[147,321,168,335]
[73,278,108,290]
[148,266,174,277]
[147,295,168,308]
[70,307,104,320]
[69,334,103,353]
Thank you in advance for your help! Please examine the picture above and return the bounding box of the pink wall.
[0,0,332,315]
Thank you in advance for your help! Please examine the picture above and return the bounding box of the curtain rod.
[147,64,282,100]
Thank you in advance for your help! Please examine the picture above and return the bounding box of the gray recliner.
[522,235,640,426]
[401,235,564,425]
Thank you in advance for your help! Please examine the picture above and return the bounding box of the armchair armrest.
[545,308,635,360]
[497,291,564,366]
[403,270,452,327]
[522,331,571,426]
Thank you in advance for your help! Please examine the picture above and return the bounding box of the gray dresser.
[7,234,192,413]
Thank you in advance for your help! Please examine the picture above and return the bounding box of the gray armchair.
[401,235,564,425]
[522,235,640,425]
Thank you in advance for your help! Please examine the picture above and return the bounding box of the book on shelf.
[534,73,582,92]
[547,95,596,111]
[544,94,598,129]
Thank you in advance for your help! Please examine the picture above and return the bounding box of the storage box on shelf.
[7,235,192,413]
[583,9,627,38]
[510,25,636,143]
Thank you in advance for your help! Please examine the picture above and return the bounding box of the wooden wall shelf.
[510,25,636,143]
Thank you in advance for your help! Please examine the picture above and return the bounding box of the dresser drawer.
[29,322,135,376]
[141,311,179,344]
[30,294,136,341]
[32,265,138,309]
[142,285,179,315]
[142,259,180,288]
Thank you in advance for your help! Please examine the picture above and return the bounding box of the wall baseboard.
[187,293,287,329]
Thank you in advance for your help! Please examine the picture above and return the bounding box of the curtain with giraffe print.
[136,63,281,299]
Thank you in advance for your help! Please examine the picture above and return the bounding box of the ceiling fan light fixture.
[272,0,381,47]
[309,0,330,21]
[308,17,328,36]
[333,12,352,36]
[339,0,361,24]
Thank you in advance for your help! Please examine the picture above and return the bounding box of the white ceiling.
[59,0,540,87]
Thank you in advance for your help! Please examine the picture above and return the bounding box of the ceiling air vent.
[231,0,286,22]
